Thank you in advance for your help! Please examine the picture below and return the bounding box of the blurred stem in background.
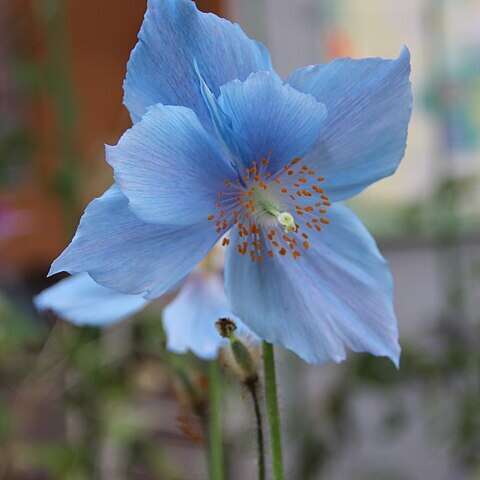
[37,0,82,230]
[208,360,224,480]
[33,2,95,478]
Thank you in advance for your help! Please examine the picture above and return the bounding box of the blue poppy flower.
[49,0,412,366]
[35,268,244,360]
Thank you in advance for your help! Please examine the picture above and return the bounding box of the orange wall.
[1,0,225,275]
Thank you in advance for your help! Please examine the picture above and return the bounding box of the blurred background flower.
[0,0,479,479]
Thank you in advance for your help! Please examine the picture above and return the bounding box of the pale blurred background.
[0,1,479,479]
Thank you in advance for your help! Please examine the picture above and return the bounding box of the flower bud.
[216,318,260,387]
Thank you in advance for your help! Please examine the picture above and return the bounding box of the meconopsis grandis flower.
[48,0,412,366]
[35,259,247,360]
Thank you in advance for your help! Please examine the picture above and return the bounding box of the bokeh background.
[1,0,479,479]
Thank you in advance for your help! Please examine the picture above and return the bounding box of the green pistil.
[262,202,296,233]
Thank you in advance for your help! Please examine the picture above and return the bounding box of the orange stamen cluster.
[206,155,331,263]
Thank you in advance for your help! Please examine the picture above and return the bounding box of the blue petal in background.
[34,273,149,327]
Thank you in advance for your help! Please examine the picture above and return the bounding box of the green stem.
[249,385,266,480]
[262,342,284,480]
[208,361,224,480]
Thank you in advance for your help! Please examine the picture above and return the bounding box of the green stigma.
[277,211,296,233]
[260,200,296,233]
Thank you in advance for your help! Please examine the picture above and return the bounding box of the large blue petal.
[107,104,236,226]
[287,47,412,202]
[124,0,278,124]
[218,72,327,173]
[225,204,400,366]
[49,186,218,299]
[34,273,149,326]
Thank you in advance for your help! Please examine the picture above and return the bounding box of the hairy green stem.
[208,361,223,480]
[249,385,266,480]
[262,341,284,480]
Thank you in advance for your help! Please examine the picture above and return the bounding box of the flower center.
[207,156,331,263]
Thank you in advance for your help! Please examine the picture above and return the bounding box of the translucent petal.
[218,72,327,173]
[124,0,278,124]
[225,204,400,366]
[163,273,232,360]
[34,273,149,326]
[50,186,218,299]
[107,104,236,226]
[287,47,412,201]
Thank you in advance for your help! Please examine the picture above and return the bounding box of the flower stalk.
[262,341,284,480]
[250,384,266,480]
[207,360,224,480]
[216,318,265,479]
